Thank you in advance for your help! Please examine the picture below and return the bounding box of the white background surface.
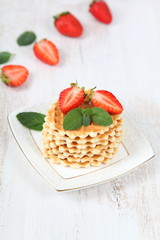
[0,0,160,239]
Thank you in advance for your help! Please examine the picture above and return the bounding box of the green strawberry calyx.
[53,12,70,22]
[1,73,10,85]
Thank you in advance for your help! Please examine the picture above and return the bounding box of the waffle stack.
[42,101,123,168]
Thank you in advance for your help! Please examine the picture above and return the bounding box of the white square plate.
[8,99,154,192]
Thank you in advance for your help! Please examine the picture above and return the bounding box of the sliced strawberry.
[54,12,83,37]
[89,0,112,24]
[33,39,59,65]
[92,90,123,114]
[59,86,85,114]
[1,65,29,87]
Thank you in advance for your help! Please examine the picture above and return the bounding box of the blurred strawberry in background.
[89,0,112,24]
[54,12,83,37]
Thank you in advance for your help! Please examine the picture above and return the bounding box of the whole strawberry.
[89,0,112,24]
[1,65,29,87]
[54,12,83,37]
[33,39,59,66]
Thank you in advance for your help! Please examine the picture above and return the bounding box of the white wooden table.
[0,0,160,239]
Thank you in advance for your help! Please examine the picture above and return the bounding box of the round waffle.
[42,100,123,168]
[46,153,117,168]
[44,101,122,139]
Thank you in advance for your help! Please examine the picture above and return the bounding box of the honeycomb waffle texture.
[42,101,123,168]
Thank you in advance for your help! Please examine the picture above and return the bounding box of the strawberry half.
[92,90,123,114]
[33,39,59,65]
[54,12,83,37]
[59,85,85,114]
[1,65,29,87]
[89,0,112,24]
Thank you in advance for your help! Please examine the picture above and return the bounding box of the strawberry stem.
[88,88,96,100]
[53,11,70,22]
[89,0,97,7]
[91,86,96,90]
[84,93,88,98]
[39,38,47,43]
[1,73,10,85]
[70,82,78,87]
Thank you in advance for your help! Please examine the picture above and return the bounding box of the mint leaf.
[91,107,113,126]
[0,52,14,64]
[16,112,45,131]
[82,108,93,115]
[17,31,36,46]
[63,107,113,130]
[83,114,91,127]
[63,108,83,130]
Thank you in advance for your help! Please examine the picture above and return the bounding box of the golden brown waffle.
[42,100,123,168]
[44,102,122,139]
[46,153,116,168]
[42,118,123,144]
[42,132,123,158]
[44,145,118,162]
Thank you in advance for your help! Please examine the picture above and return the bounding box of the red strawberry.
[89,1,112,24]
[59,85,85,114]
[1,65,29,87]
[33,39,59,65]
[54,12,83,37]
[92,90,123,114]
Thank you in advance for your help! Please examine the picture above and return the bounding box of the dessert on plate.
[42,83,123,168]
